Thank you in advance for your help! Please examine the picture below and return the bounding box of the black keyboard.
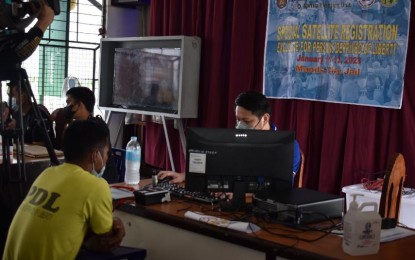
[157,182,220,204]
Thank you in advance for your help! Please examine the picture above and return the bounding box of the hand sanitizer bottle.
[343,194,382,256]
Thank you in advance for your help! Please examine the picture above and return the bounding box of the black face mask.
[63,105,75,119]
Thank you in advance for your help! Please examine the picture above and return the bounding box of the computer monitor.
[185,127,295,211]
[99,36,201,119]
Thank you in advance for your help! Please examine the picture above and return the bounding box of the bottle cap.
[152,175,158,187]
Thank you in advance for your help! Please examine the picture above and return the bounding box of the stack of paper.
[22,144,64,158]
[184,211,260,233]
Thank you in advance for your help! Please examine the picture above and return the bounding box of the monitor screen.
[113,48,180,114]
[99,36,201,119]
[185,128,295,201]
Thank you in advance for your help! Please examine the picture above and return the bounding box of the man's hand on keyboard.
[157,170,185,184]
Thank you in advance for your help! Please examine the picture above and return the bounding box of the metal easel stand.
[161,116,186,173]
[104,111,186,173]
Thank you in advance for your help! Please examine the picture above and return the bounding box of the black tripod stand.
[0,64,59,186]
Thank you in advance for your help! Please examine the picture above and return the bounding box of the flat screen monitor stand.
[219,179,252,212]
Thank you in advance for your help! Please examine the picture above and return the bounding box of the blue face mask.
[91,151,105,178]
[235,116,263,130]
[11,98,17,111]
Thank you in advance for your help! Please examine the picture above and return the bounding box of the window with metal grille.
[18,0,104,115]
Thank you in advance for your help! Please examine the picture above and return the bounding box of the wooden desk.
[114,180,415,260]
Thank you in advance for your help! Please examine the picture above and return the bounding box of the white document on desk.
[111,187,134,200]
[337,226,415,242]
[184,211,260,233]
[380,226,415,243]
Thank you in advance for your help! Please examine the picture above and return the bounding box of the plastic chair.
[293,151,305,188]
[76,246,147,260]
[112,148,126,182]
[379,153,406,229]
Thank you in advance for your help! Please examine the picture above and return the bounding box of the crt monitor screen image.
[185,127,295,195]
[113,47,180,114]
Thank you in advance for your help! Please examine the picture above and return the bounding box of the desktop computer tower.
[253,188,344,225]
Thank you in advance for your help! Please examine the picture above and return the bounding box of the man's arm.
[34,0,55,33]
[14,1,54,60]
[84,217,126,253]
[0,0,55,65]
[158,170,185,184]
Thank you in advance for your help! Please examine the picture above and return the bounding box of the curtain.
[146,0,415,195]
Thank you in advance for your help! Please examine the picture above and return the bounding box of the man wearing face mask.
[6,79,55,147]
[62,86,119,184]
[64,86,96,121]
[158,90,301,184]
[3,120,125,259]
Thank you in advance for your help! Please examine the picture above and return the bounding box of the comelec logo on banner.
[263,0,410,109]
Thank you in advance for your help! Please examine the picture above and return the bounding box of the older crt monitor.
[99,36,201,119]
[185,128,295,208]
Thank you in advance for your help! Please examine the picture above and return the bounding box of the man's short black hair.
[66,87,95,113]
[63,120,109,163]
[234,91,270,117]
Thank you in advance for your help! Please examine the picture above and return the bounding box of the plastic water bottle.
[124,136,141,185]
[343,194,381,256]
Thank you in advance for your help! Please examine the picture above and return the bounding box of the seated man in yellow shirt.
[3,120,125,260]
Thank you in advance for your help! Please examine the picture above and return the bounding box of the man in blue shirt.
[158,91,301,183]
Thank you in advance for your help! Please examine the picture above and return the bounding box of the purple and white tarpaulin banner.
[263,0,410,108]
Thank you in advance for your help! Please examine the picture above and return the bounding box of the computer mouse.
[152,169,174,183]
[158,176,173,184]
